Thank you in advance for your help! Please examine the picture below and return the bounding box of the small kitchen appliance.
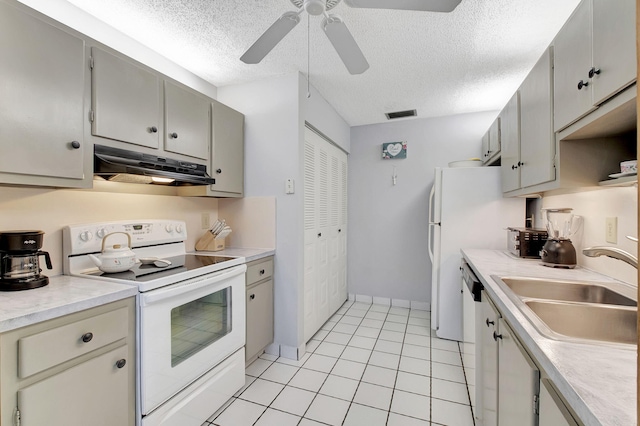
[541,208,582,268]
[0,230,52,291]
[63,220,246,426]
[507,227,548,259]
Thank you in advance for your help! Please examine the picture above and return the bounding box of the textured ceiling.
[64,0,580,126]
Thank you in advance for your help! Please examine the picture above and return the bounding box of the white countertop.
[0,275,137,333]
[195,247,275,263]
[462,249,636,426]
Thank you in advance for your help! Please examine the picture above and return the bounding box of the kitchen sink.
[500,277,637,307]
[491,275,638,347]
[525,300,637,345]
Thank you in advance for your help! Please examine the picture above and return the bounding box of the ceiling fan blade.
[344,0,462,13]
[240,11,301,64]
[322,15,369,75]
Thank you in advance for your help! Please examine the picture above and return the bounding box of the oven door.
[139,264,246,415]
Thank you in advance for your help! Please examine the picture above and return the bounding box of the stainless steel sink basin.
[525,300,637,345]
[500,277,637,307]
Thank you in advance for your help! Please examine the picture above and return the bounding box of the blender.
[541,208,582,268]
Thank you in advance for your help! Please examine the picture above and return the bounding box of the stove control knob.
[96,228,107,239]
[176,224,184,234]
[79,231,93,242]
[165,224,174,233]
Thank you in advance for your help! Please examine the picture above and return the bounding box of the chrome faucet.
[582,246,638,269]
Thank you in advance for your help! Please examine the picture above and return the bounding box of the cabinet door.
[488,118,501,158]
[539,379,578,426]
[164,81,210,160]
[500,92,520,192]
[211,100,244,195]
[480,295,499,426]
[0,2,85,181]
[520,48,555,188]
[91,47,161,149]
[246,279,274,362]
[591,0,636,105]
[481,132,490,163]
[553,0,595,131]
[497,318,539,426]
[18,345,130,426]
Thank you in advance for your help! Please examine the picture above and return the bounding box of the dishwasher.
[460,259,483,410]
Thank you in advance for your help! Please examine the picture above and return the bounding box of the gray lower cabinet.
[0,298,136,426]
[0,0,88,188]
[539,378,579,426]
[245,257,274,363]
[478,292,540,426]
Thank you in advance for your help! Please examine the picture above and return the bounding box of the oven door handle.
[140,264,247,306]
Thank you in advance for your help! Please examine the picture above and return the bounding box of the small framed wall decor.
[382,142,407,159]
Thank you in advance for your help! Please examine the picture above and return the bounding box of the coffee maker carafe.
[0,231,52,291]
[541,208,582,268]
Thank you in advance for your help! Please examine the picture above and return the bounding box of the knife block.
[195,232,226,252]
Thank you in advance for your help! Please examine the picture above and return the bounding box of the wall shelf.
[598,175,637,187]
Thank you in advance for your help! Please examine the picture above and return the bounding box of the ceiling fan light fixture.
[303,0,326,15]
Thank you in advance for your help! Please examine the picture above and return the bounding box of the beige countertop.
[462,249,636,426]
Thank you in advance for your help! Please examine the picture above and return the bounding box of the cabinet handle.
[577,80,589,90]
[493,331,503,341]
[318,233,322,237]
[115,359,127,369]
[338,229,342,233]
[485,318,495,327]
[70,141,81,149]
[216,169,222,174]
[588,67,601,78]
[250,294,255,300]
[517,161,523,167]
[511,164,518,170]
[149,126,158,133]
[169,132,178,139]
[81,332,93,343]
[259,269,265,275]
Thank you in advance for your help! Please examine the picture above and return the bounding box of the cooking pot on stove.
[88,232,138,273]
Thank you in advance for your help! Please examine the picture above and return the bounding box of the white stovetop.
[462,249,636,426]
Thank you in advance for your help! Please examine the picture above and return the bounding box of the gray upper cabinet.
[164,81,210,160]
[0,0,87,187]
[91,47,161,149]
[554,0,636,131]
[210,100,244,195]
[500,92,520,193]
[519,48,555,189]
[481,119,500,164]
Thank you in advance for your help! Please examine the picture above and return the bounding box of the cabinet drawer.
[246,258,273,285]
[18,307,128,378]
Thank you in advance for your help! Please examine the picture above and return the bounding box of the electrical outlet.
[606,217,617,244]
[201,213,211,230]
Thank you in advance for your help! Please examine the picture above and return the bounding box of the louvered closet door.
[303,128,348,342]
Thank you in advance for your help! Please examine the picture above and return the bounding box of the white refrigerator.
[428,166,525,341]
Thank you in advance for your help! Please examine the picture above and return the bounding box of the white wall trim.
[347,294,431,311]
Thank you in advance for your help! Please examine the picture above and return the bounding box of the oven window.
[171,287,232,367]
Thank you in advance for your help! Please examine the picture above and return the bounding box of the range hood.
[94,144,215,186]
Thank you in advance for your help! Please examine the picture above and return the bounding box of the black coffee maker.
[0,231,52,291]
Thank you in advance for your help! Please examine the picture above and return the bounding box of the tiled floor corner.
[204,300,475,426]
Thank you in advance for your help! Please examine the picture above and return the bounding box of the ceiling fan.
[240,0,463,75]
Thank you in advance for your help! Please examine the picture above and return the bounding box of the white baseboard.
[347,293,430,311]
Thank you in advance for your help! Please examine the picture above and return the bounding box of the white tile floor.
[204,300,475,426]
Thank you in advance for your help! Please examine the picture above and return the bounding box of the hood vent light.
[385,109,417,120]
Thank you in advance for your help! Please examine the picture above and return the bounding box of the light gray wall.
[347,111,498,302]
[219,72,350,355]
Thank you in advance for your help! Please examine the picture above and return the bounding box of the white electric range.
[63,220,246,426]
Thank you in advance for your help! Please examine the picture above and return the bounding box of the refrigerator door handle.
[428,223,435,262]
[428,185,436,224]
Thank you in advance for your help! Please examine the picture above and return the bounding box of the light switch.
[285,178,295,194]
[605,217,617,244]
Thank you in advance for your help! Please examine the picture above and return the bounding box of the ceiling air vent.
[385,109,417,120]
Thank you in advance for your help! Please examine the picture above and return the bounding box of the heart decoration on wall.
[382,141,407,159]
